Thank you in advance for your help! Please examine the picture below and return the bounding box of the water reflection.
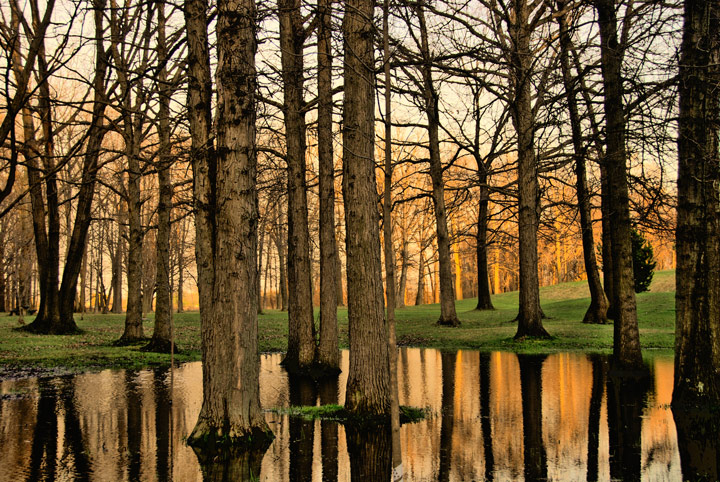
[0,349,705,481]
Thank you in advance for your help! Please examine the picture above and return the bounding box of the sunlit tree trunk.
[185,0,272,451]
[673,0,720,409]
[342,0,391,415]
[415,246,425,305]
[595,0,642,369]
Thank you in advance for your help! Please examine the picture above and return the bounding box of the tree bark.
[342,0,391,415]
[415,246,425,305]
[185,0,272,451]
[595,0,643,370]
[110,204,124,314]
[415,2,460,327]
[475,172,494,310]
[511,0,549,338]
[397,239,409,308]
[279,0,316,372]
[145,0,175,353]
[316,0,340,371]
[557,1,608,324]
[673,0,720,409]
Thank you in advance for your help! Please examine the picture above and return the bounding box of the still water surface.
[0,349,707,481]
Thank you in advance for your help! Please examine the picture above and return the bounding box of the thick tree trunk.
[557,2,608,324]
[511,0,549,339]
[673,0,720,409]
[416,3,459,327]
[316,0,340,372]
[185,0,272,452]
[145,0,175,353]
[475,175,494,310]
[595,0,643,370]
[279,0,316,372]
[342,0,391,416]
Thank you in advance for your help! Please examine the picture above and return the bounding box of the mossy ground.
[0,270,676,374]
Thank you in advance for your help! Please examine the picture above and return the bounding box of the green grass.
[267,404,427,424]
[0,270,677,374]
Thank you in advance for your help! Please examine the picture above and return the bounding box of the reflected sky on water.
[0,349,708,481]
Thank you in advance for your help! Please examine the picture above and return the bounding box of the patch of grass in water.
[269,404,427,424]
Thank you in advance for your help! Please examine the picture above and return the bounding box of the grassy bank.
[0,270,676,374]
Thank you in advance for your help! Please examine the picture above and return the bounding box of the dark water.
[0,349,716,481]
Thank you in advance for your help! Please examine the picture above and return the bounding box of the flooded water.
[0,349,716,481]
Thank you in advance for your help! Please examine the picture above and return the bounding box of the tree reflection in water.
[0,350,699,480]
[606,371,650,482]
[195,448,267,482]
[346,422,391,481]
[288,375,316,482]
[673,408,720,481]
[518,354,548,481]
[317,375,339,482]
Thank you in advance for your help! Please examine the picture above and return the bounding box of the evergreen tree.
[631,228,656,293]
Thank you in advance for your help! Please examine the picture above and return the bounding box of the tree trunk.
[0,226,6,313]
[342,0,391,415]
[279,0,316,372]
[415,246,425,305]
[119,155,146,342]
[673,0,720,409]
[397,239,409,308]
[511,0,549,339]
[185,0,272,452]
[595,0,643,370]
[416,3,459,327]
[111,203,124,313]
[557,1,608,324]
[438,352,456,482]
[475,173,494,310]
[145,0,175,353]
[316,0,340,371]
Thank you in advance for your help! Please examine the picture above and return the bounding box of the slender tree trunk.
[185,0,272,452]
[673,0,720,409]
[316,0,340,371]
[0,226,6,313]
[111,202,125,313]
[557,2,608,324]
[415,247,425,305]
[177,229,184,313]
[416,2,459,326]
[146,0,175,353]
[595,0,643,370]
[397,239,409,308]
[343,0,391,415]
[511,0,549,339]
[475,172,494,310]
[382,3,403,476]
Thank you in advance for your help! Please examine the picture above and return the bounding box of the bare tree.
[184,0,273,451]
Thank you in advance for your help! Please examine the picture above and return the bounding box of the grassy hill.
[0,270,676,374]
